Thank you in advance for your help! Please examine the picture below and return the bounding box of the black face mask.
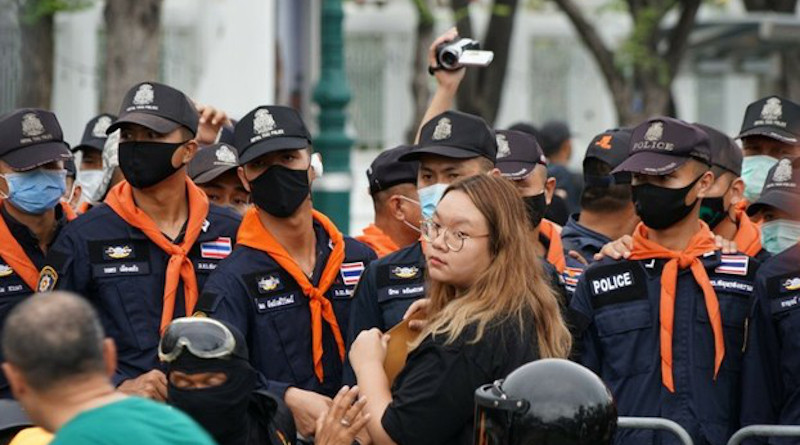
[249,165,310,218]
[168,357,256,445]
[523,193,547,228]
[699,196,729,229]
[632,176,702,230]
[118,141,184,189]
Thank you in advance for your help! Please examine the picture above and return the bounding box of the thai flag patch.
[200,237,232,259]
[562,267,583,288]
[715,255,749,276]
[340,262,365,286]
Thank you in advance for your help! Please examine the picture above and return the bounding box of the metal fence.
[617,417,694,445]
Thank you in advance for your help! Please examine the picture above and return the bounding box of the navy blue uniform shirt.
[199,220,376,399]
[560,213,611,266]
[43,203,241,385]
[741,243,800,441]
[570,251,766,445]
[0,203,67,397]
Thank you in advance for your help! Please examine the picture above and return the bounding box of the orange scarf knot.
[106,178,210,334]
[628,222,724,393]
[236,207,346,383]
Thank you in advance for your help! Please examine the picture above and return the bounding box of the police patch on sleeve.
[586,262,646,309]
[340,262,365,286]
[37,266,58,293]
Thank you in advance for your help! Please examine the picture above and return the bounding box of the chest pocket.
[88,239,152,280]
[246,271,315,383]
[594,301,655,378]
[376,263,426,329]
[695,292,751,372]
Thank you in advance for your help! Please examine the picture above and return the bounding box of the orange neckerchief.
[356,224,399,258]
[732,201,762,257]
[60,201,77,222]
[105,178,209,333]
[77,201,92,215]
[628,222,723,393]
[0,200,40,290]
[237,207,346,383]
[539,219,566,273]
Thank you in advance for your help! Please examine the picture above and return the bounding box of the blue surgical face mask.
[761,219,800,255]
[0,169,67,214]
[742,155,779,203]
[418,183,449,220]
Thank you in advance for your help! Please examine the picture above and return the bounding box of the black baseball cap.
[747,157,800,218]
[695,123,742,177]
[583,127,633,185]
[107,81,199,136]
[73,114,117,153]
[0,109,72,171]
[187,143,240,184]
[400,111,497,163]
[737,96,800,144]
[612,117,711,176]
[495,129,547,180]
[367,145,418,195]
[235,106,312,165]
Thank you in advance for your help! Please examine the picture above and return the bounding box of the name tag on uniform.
[92,262,150,277]
[255,293,299,313]
[378,284,426,303]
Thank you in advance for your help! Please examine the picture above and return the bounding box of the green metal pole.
[313,0,352,233]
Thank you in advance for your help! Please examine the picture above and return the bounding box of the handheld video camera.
[435,38,494,71]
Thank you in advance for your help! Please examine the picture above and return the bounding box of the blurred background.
[0,0,798,234]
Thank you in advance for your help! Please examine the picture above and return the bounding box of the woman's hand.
[350,329,390,373]
[315,385,370,445]
[402,298,430,331]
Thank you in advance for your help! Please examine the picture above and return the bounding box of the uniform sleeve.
[342,263,383,385]
[569,273,602,372]
[740,273,782,427]
[381,344,490,444]
[44,228,91,296]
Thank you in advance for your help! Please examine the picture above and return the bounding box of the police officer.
[494,128,583,297]
[696,124,768,260]
[187,143,249,215]
[539,120,582,224]
[740,158,800,434]
[737,96,800,203]
[346,110,498,352]
[473,359,617,445]
[356,145,421,258]
[71,114,116,213]
[561,128,637,270]
[0,108,72,398]
[570,117,766,444]
[197,105,376,438]
[41,81,241,401]
[61,158,80,219]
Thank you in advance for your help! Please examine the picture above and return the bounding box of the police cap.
[0,109,72,171]
[107,82,199,136]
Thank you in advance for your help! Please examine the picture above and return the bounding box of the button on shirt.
[44,203,241,385]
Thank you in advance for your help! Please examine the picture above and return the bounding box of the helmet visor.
[474,381,525,445]
[158,317,236,362]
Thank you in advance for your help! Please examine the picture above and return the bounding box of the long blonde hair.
[414,175,572,358]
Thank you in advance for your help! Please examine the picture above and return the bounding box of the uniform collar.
[562,213,611,245]
[1,202,66,255]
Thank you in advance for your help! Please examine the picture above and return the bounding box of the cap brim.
[737,127,798,144]
[238,136,310,165]
[399,145,481,162]
[611,151,689,175]
[747,191,800,218]
[2,141,72,171]
[191,165,237,184]
[497,160,535,180]
[72,141,105,153]
[107,112,181,135]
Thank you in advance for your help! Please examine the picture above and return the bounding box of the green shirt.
[50,397,216,445]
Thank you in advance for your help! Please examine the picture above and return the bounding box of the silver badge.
[644,122,664,142]
[761,97,783,121]
[132,84,155,106]
[21,113,45,137]
[92,116,112,138]
[432,118,452,141]
[496,134,511,159]
[253,109,277,136]
[215,145,237,164]
[773,158,793,182]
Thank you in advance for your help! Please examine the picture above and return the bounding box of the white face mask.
[77,170,105,204]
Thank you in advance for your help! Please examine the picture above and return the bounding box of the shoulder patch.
[340,262,365,286]
[585,262,646,309]
[0,263,14,278]
[715,255,749,276]
[200,237,233,259]
[37,266,58,293]
[562,266,584,289]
